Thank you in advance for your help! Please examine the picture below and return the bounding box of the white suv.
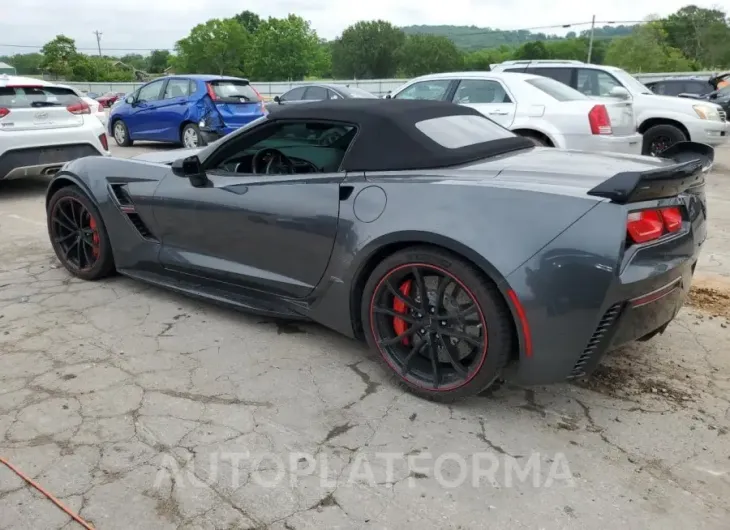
[490,60,728,155]
[0,75,110,181]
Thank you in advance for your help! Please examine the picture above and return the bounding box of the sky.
[0,0,725,57]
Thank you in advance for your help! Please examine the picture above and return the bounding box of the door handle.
[488,111,509,116]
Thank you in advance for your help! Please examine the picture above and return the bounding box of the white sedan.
[387,71,642,154]
[59,85,107,127]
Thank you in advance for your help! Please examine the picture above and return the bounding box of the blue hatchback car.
[109,75,267,148]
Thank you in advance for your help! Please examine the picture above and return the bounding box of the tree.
[147,50,171,73]
[398,34,463,76]
[249,15,320,81]
[40,35,77,78]
[1,53,44,75]
[235,10,262,34]
[512,41,551,60]
[661,6,730,67]
[463,47,512,70]
[119,54,147,71]
[605,21,695,73]
[173,18,251,75]
[331,20,405,79]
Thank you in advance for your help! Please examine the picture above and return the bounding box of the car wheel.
[47,185,115,281]
[642,124,687,156]
[361,246,513,402]
[517,131,549,147]
[112,119,133,147]
[181,123,203,148]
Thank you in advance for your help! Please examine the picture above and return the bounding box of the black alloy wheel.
[47,186,115,281]
[362,247,513,402]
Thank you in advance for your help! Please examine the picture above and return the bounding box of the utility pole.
[586,15,596,63]
[93,30,103,57]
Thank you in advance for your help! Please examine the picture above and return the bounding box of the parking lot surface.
[1,142,730,530]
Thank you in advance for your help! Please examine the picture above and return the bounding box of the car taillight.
[206,82,218,101]
[0,107,9,118]
[67,101,90,115]
[627,207,683,244]
[250,85,267,114]
[99,133,108,151]
[588,104,612,135]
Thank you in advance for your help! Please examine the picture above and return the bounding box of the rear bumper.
[0,143,107,180]
[563,133,643,154]
[504,191,706,385]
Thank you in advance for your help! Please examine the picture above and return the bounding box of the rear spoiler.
[587,141,714,204]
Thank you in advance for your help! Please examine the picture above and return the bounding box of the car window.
[281,87,306,102]
[452,79,512,104]
[303,86,327,100]
[327,89,342,100]
[577,69,622,96]
[214,121,358,174]
[137,80,164,102]
[510,67,573,86]
[416,114,515,149]
[208,80,260,102]
[189,80,197,95]
[163,78,191,99]
[525,77,588,101]
[394,80,452,101]
[346,87,377,98]
[0,85,81,108]
[685,81,710,94]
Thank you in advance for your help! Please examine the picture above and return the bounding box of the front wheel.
[112,119,133,147]
[361,246,514,402]
[47,186,115,281]
[642,124,687,156]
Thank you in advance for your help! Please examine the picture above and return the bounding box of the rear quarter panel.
[307,173,603,338]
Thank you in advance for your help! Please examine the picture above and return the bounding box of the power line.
[0,19,647,53]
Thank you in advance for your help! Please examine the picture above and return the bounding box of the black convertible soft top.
[268,99,533,172]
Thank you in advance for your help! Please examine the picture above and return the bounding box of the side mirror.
[125,96,134,104]
[608,86,630,99]
[273,96,281,103]
[384,93,392,99]
[171,155,208,187]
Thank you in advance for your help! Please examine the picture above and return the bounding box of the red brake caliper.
[393,280,413,346]
[89,217,100,259]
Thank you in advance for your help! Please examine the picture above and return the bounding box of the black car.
[266,84,377,113]
[644,77,715,97]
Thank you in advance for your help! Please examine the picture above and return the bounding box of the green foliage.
[398,34,463,76]
[249,15,320,81]
[172,18,251,76]
[605,21,695,72]
[331,20,406,78]
[7,6,730,83]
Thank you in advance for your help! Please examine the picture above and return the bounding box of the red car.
[96,92,126,108]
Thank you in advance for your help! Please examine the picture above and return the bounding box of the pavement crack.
[155,389,272,408]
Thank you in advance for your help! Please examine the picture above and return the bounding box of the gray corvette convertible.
[45,99,712,401]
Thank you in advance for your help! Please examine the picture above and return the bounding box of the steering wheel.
[252,148,295,175]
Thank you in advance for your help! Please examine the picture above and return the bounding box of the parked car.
[490,60,728,155]
[109,75,267,148]
[0,75,110,181]
[680,85,730,117]
[387,71,642,154]
[58,84,107,126]
[44,98,712,401]
[644,77,716,98]
[96,92,126,108]
[266,84,377,113]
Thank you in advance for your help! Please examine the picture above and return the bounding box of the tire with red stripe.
[361,246,513,402]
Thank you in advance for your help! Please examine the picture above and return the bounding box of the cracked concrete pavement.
[1,142,729,529]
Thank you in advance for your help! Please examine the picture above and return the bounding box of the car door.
[155,77,193,142]
[450,78,516,128]
[152,119,354,299]
[278,87,307,106]
[302,86,328,103]
[125,79,166,140]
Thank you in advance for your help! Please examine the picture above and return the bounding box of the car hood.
[638,92,723,111]
[131,147,203,164]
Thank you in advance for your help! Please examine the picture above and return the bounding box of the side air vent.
[110,184,133,206]
[127,212,156,240]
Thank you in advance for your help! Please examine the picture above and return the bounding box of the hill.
[401,24,638,51]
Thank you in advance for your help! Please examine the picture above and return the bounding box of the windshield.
[610,68,654,95]
[0,86,81,108]
[209,80,261,102]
